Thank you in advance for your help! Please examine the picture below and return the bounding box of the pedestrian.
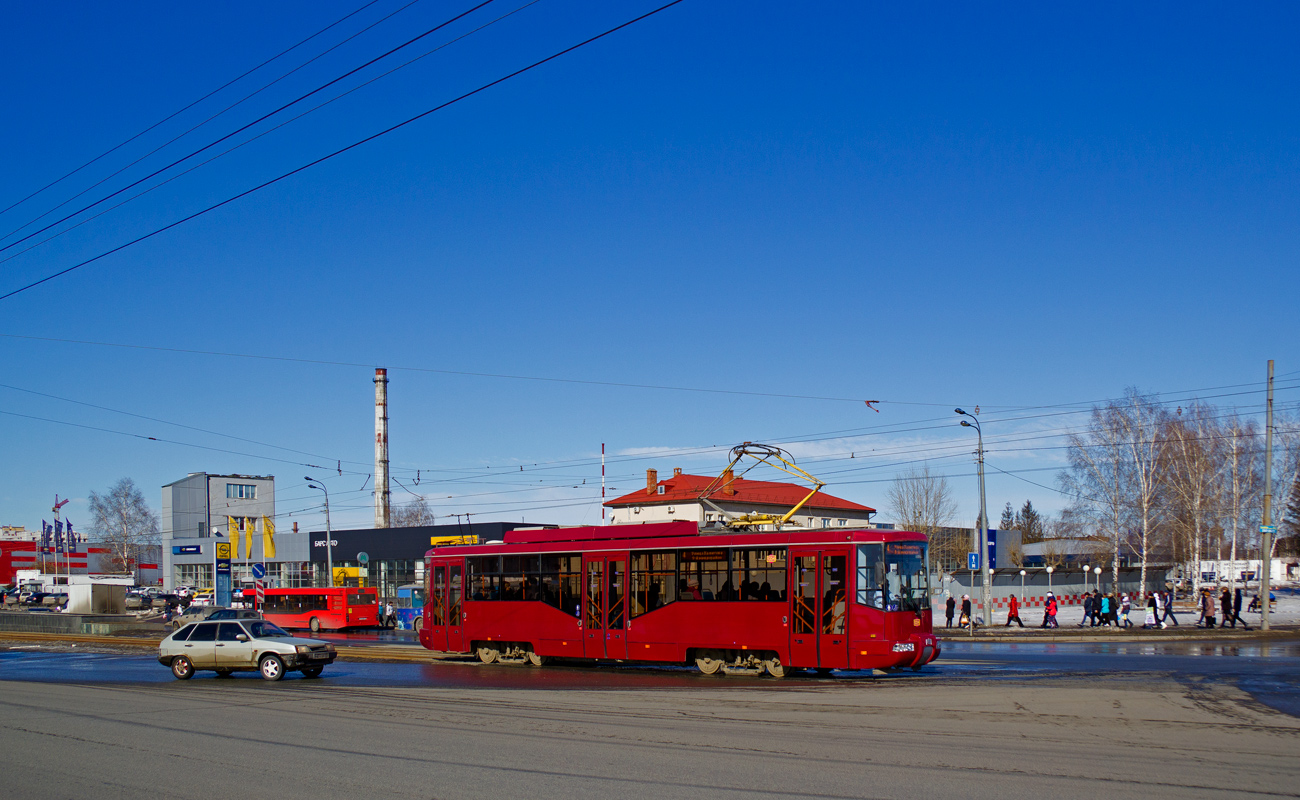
[1220,588,1234,628]
[1154,589,1165,624]
[1228,587,1252,630]
[1108,593,1120,627]
[959,595,973,628]
[1120,593,1133,628]
[1092,590,1103,626]
[1006,594,1024,628]
[1080,592,1094,627]
[385,601,395,629]
[1143,592,1158,629]
[1200,589,1217,628]
[1099,593,1111,627]
[945,595,956,628]
[1161,588,1179,626]
[1043,592,1058,628]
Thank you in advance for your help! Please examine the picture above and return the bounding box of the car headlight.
[295,645,311,654]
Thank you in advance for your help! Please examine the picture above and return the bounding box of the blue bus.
[394,583,427,631]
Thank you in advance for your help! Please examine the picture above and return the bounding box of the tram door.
[446,563,464,652]
[581,554,629,660]
[429,565,448,651]
[788,549,849,669]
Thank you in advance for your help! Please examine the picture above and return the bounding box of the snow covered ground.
[932,585,1300,629]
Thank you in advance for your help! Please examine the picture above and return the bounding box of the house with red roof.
[604,468,876,530]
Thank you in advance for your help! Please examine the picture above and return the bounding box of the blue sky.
[1,1,1296,535]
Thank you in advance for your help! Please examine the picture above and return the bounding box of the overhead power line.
[0,0,685,303]
[0,0,386,222]
[0,0,498,259]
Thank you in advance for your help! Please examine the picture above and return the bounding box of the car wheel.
[413,616,423,633]
[301,666,323,678]
[171,656,194,680]
[309,617,321,633]
[259,654,285,681]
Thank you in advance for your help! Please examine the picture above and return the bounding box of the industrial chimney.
[375,368,390,528]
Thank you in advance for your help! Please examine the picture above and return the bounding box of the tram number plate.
[892,643,915,653]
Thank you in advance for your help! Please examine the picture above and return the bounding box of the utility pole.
[957,408,991,627]
[1261,360,1274,631]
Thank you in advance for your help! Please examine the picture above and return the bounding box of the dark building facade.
[309,522,553,600]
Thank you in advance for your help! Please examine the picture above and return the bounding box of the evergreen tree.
[999,502,1016,531]
[1018,500,1044,544]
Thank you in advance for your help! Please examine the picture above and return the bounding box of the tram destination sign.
[681,549,727,562]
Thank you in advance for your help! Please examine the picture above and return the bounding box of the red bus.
[418,521,939,676]
[257,587,380,633]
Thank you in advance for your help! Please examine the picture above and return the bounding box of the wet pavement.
[3,636,1299,715]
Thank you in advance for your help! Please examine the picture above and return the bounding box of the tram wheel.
[413,616,423,633]
[695,650,724,675]
[763,655,786,679]
[477,645,500,664]
[309,617,321,634]
[525,650,547,667]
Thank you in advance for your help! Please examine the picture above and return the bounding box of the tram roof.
[424,521,925,557]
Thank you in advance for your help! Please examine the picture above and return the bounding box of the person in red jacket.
[1006,594,1024,627]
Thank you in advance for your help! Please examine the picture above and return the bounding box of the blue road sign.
[251,563,266,580]
[968,552,980,570]
[1260,525,1277,534]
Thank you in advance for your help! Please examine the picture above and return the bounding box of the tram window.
[501,555,534,601]
[468,556,501,600]
[607,560,626,630]
[791,556,817,634]
[630,551,676,617]
[856,544,885,609]
[538,554,582,617]
[731,549,786,601]
[679,549,729,600]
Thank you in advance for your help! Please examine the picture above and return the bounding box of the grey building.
[162,473,293,591]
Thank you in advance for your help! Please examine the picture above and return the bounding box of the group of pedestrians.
[1076,589,1132,628]
[1197,586,1251,629]
[943,582,1270,633]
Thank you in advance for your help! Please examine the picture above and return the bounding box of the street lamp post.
[305,477,333,588]
[1083,563,1090,595]
[1046,565,1054,595]
[1019,568,1026,602]
[1094,566,1102,594]
[956,408,990,629]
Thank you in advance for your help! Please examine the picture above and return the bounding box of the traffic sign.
[251,563,266,580]
[967,552,980,570]
[357,551,369,564]
[1260,525,1277,534]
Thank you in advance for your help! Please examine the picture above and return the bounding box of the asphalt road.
[2,641,1298,799]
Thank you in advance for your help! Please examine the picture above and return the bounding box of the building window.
[175,564,212,589]
[838,519,847,527]
[822,518,831,528]
[226,484,257,499]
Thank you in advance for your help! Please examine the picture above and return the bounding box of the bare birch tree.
[1115,390,1169,594]
[89,478,159,580]
[885,465,958,573]
[392,496,435,527]
[1163,403,1223,595]
[1058,402,1129,589]
[1220,415,1263,570]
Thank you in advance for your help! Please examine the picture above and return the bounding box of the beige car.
[158,619,336,681]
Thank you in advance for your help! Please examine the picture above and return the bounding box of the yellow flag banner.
[262,516,276,559]
[244,518,253,561]
[228,516,239,559]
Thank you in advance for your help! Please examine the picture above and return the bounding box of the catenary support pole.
[1261,360,1273,631]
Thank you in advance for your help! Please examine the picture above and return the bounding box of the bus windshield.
[856,542,928,612]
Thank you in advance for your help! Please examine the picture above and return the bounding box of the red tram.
[418,521,939,676]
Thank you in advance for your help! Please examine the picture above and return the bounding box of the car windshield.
[244,621,291,639]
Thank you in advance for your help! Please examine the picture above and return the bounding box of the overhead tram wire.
[0,381,368,467]
[0,0,499,258]
[0,0,547,269]
[0,0,386,222]
[0,0,688,302]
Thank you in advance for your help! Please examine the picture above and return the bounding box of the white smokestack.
[375,368,390,528]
